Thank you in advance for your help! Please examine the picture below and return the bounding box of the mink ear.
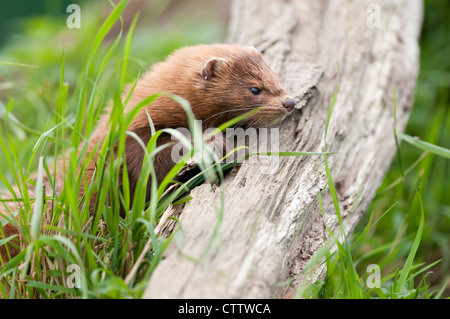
[249,45,259,54]
[201,57,229,81]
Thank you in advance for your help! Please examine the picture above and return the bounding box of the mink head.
[196,46,295,128]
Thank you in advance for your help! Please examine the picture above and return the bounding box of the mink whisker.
[203,106,261,127]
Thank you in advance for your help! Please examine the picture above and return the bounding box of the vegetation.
[341,0,450,298]
[295,0,449,298]
[0,0,448,298]
[0,0,228,298]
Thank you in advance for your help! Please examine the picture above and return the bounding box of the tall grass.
[0,0,448,299]
[0,0,230,298]
[294,58,449,298]
[347,0,450,298]
[0,0,326,299]
[292,0,450,299]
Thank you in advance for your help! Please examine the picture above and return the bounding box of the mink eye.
[250,87,262,95]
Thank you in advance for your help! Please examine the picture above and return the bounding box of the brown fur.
[0,44,294,263]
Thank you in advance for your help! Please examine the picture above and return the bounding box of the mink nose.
[282,99,296,112]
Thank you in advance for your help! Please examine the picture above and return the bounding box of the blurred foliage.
[0,0,90,46]
[354,0,450,297]
[0,0,448,298]
[0,0,226,184]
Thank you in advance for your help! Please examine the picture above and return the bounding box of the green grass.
[0,0,326,299]
[345,0,450,298]
[0,0,449,299]
[294,59,448,299]
[0,0,229,298]
[292,0,449,299]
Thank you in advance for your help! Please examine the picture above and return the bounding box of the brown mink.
[0,44,295,262]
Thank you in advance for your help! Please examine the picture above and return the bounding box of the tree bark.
[143,0,423,298]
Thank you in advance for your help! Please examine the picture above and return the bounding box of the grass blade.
[398,132,450,159]
[396,188,425,294]
[0,62,38,68]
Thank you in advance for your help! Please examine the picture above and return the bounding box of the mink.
[0,44,295,262]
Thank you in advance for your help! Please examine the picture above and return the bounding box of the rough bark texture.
[143,0,423,298]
